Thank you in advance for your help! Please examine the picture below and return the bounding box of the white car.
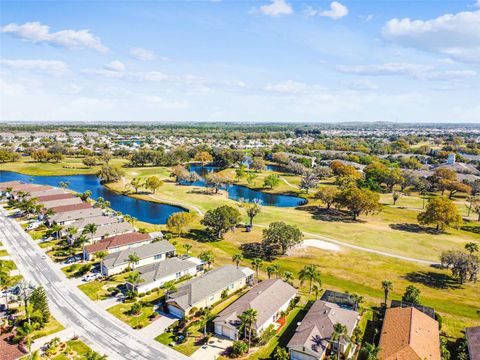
[27,221,42,231]
[82,274,101,282]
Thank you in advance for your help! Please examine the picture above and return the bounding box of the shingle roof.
[378,307,440,360]
[13,185,52,193]
[287,300,359,357]
[84,232,151,254]
[167,265,253,311]
[51,208,104,223]
[68,215,119,230]
[28,188,66,198]
[42,197,83,209]
[135,256,202,285]
[214,279,296,330]
[35,193,75,202]
[0,181,23,190]
[102,240,175,269]
[75,221,134,240]
[466,326,480,360]
[50,202,92,214]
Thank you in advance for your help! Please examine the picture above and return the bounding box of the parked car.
[27,221,43,231]
[82,273,101,282]
[64,257,77,264]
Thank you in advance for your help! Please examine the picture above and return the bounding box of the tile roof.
[0,180,23,190]
[214,279,297,330]
[167,265,253,312]
[102,240,175,269]
[466,326,480,360]
[35,193,75,202]
[378,307,440,360]
[50,202,92,214]
[287,300,359,357]
[84,232,152,254]
[28,188,66,198]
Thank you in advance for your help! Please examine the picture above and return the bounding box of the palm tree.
[66,226,78,246]
[80,190,92,201]
[298,264,321,293]
[283,271,294,285]
[271,263,280,278]
[58,181,70,190]
[84,350,108,360]
[200,308,213,337]
[83,223,98,242]
[50,224,63,239]
[349,293,364,312]
[360,342,380,360]
[312,284,320,300]
[126,271,144,292]
[127,253,140,270]
[266,264,277,279]
[232,254,243,268]
[382,280,393,307]
[465,242,479,254]
[240,308,258,352]
[331,323,348,360]
[183,243,192,255]
[251,258,263,279]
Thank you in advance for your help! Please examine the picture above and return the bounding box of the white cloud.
[104,60,126,72]
[130,48,156,61]
[320,1,348,20]
[382,9,480,63]
[420,70,477,80]
[264,80,325,94]
[345,79,378,90]
[0,59,70,76]
[259,0,293,16]
[336,62,434,76]
[0,21,108,53]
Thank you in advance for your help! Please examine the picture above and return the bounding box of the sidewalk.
[137,311,177,339]
[31,327,77,351]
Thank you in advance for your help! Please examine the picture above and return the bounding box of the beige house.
[166,265,254,318]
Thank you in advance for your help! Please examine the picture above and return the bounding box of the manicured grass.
[32,316,65,340]
[51,339,94,360]
[78,280,118,301]
[0,249,8,257]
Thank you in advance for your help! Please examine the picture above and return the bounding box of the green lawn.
[32,316,65,340]
[51,339,95,360]
[0,249,8,257]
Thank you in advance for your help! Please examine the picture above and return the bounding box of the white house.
[214,279,297,340]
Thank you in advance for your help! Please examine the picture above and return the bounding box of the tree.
[199,308,214,337]
[465,242,479,254]
[440,250,479,284]
[263,174,281,189]
[145,176,163,194]
[129,178,144,194]
[201,205,241,239]
[240,308,258,352]
[84,350,108,360]
[402,285,421,305]
[231,341,248,358]
[83,156,98,167]
[205,172,232,193]
[80,190,92,202]
[166,212,195,235]
[299,264,321,293]
[331,323,348,360]
[183,243,192,255]
[314,187,339,209]
[97,164,124,184]
[251,258,263,278]
[58,181,70,190]
[418,197,463,231]
[360,342,380,360]
[235,164,247,181]
[232,254,243,268]
[392,191,401,205]
[250,158,266,171]
[96,251,108,262]
[246,172,258,186]
[312,284,320,300]
[83,223,98,242]
[382,280,393,307]
[335,186,381,220]
[194,151,213,164]
[262,221,303,255]
[300,171,319,194]
[241,200,262,226]
[349,293,364,311]
[266,264,280,279]
[170,165,189,184]
[283,271,294,285]
[130,302,142,316]
[31,149,50,162]
[126,271,144,291]
[272,347,289,360]
[127,253,140,270]
[199,250,215,269]
[29,286,50,326]
[444,181,472,199]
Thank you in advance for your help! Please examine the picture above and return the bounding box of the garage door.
[215,324,236,340]
[167,304,185,319]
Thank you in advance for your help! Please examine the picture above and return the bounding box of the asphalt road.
[0,207,188,360]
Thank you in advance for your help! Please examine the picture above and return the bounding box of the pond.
[188,165,306,207]
[0,171,186,224]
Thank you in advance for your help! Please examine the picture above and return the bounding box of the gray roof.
[287,300,359,357]
[136,256,202,285]
[167,265,253,311]
[75,221,134,240]
[42,197,83,209]
[214,279,296,330]
[51,208,104,223]
[103,241,175,269]
[466,326,480,360]
[68,215,120,230]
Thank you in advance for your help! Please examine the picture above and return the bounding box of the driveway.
[190,336,233,360]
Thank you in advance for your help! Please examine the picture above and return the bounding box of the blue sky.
[1,0,479,123]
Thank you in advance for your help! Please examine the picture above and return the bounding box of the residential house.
[83,232,152,260]
[63,215,122,236]
[214,279,297,340]
[166,265,254,319]
[27,188,67,199]
[35,193,76,203]
[288,300,360,360]
[41,197,83,209]
[101,240,176,276]
[127,256,204,293]
[49,202,92,214]
[378,307,441,360]
[466,326,480,360]
[49,208,104,226]
[73,221,134,244]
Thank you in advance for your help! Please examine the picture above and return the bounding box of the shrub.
[138,292,145,298]
[130,302,142,315]
[146,290,152,295]
[231,341,248,358]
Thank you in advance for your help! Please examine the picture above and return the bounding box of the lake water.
[188,165,306,207]
[0,171,186,224]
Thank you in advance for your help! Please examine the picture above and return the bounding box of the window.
[154,254,163,260]
[176,271,182,278]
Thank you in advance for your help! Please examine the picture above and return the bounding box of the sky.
[0,0,479,123]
